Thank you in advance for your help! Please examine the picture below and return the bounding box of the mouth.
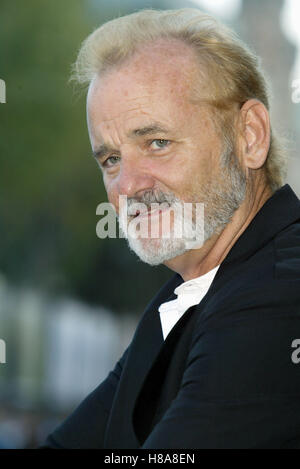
[133,207,169,220]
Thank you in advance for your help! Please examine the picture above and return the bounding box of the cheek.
[103,178,120,213]
[175,154,214,199]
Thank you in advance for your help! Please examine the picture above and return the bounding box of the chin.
[126,236,189,266]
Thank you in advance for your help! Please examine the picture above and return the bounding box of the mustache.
[127,189,178,208]
[117,189,180,221]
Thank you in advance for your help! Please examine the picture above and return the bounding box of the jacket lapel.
[103,272,183,448]
[132,302,200,444]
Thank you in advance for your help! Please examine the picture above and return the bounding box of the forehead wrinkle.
[96,96,164,147]
[98,104,148,126]
[95,93,154,135]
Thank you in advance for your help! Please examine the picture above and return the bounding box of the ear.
[238,99,270,170]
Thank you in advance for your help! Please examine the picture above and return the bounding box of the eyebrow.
[92,143,114,161]
[92,123,171,160]
[128,124,170,137]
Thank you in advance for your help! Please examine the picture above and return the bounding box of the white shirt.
[158,264,220,340]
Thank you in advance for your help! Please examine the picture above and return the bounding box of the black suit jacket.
[41,184,300,449]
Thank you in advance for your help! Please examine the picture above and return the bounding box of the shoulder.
[186,284,300,401]
[188,220,300,381]
[201,219,300,327]
[274,220,300,280]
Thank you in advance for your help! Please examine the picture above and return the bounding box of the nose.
[116,156,156,200]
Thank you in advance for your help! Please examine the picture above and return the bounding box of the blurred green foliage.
[0,0,171,313]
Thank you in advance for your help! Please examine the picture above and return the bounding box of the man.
[41,8,300,448]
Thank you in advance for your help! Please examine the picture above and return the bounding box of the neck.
[164,180,273,282]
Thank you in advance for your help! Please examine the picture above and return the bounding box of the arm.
[142,313,300,449]
[39,346,129,449]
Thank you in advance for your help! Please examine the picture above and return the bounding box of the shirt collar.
[174,264,220,296]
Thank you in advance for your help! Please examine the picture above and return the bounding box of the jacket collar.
[221,184,300,267]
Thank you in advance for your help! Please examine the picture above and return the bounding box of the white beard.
[118,146,247,266]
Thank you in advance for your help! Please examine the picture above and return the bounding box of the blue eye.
[151,139,170,150]
[103,155,120,168]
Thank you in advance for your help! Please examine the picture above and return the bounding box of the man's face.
[87,40,247,265]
